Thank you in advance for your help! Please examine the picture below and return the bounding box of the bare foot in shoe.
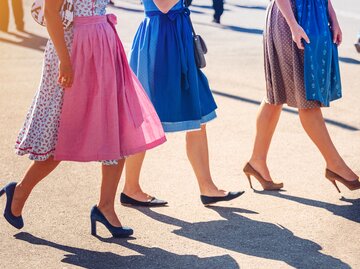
[123,190,154,202]
[97,206,122,227]
[11,185,26,217]
[327,161,359,182]
[248,159,273,182]
[200,187,228,197]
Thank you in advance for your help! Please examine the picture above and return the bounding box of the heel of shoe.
[91,218,97,236]
[355,43,360,53]
[245,174,253,189]
[0,188,5,197]
[327,178,341,193]
[90,206,133,238]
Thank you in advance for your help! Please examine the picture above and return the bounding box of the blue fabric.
[129,0,217,132]
[295,0,342,106]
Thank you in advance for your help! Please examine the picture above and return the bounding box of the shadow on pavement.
[212,90,359,131]
[133,206,350,269]
[0,31,47,52]
[191,4,230,12]
[195,21,263,35]
[187,9,205,14]
[231,4,267,11]
[14,232,239,269]
[339,57,360,65]
[254,190,360,224]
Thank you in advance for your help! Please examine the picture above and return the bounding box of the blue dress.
[130,0,217,132]
[296,0,342,106]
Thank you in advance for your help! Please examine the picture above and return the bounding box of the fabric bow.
[106,13,117,25]
[166,7,190,21]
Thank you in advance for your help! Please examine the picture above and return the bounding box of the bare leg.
[186,124,227,196]
[0,0,10,31]
[123,152,153,202]
[249,101,283,181]
[12,0,24,30]
[97,160,125,227]
[11,156,61,216]
[299,108,358,180]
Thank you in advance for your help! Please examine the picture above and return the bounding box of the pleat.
[55,19,165,162]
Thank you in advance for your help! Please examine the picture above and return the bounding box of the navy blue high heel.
[90,206,133,238]
[0,182,24,229]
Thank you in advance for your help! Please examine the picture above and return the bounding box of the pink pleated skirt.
[54,15,166,162]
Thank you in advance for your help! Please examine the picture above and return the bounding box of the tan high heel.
[325,169,360,193]
[243,163,283,191]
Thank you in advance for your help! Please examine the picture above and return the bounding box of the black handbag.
[187,9,208,69]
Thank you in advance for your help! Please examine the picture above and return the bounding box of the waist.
[74,15,108,26]
[145,7,189,18]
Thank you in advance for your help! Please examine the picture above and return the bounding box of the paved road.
[0,0,359,268]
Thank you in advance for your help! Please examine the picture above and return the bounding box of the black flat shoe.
[200,191,245,206]
[120,193,168,207]
[212,18,221,24]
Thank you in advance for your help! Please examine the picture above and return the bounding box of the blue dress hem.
[162,110,217,133]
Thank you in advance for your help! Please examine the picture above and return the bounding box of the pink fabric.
[54,15,166,162]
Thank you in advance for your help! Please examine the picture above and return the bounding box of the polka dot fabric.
[263,0,321,109]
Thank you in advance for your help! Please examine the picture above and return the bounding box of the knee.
[298,107,320,116]
[261,102,282,116]
[35,157,61,167]
[186,125,206,142]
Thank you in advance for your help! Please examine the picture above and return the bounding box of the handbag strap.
[183,0,197,36]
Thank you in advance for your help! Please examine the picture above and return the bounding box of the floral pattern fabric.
[15,0,112,162]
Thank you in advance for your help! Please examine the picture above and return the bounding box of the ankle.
[97,201,115,212]
[249,157,267,166]
[14,183,28,197]
[198,181,219,194]
[326,159,346,171]
[122,186,144,196]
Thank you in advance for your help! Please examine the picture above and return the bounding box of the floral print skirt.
[15,29,74,161]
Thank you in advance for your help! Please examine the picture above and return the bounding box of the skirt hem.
[264,97,323,109]
[53,136,167,162]
[162,111,217,133]
[15,149,55,161]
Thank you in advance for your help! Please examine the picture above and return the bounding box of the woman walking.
[0,0,24,32]
[120,0,243,207]
[0,0,165,237]
[244,0,359,192]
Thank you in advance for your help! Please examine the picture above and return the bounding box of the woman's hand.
[275,0,310,49]
[330,20,342,46]
[290,23,310,50]
[328,0,342,46]
[58,61,73,88]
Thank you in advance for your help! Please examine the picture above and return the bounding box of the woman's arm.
[328,0,342,45]
[44,0,73,88]
[153,0,180,13]
[275,0,310,50]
